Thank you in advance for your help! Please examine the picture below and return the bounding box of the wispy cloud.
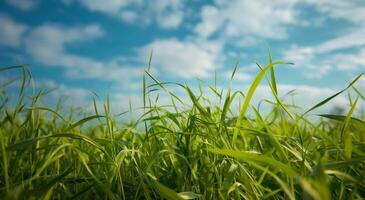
[305,0,365,24]
[5,0,38,11]
[137,38,223,78]
[0,14,28,47]
[65,0,184,29]
[224,70,252,82]
[24,23,143,87]
[25,23,104,59]
[195,0,299,45]
[40,79,91,107]
[283,27,365,78]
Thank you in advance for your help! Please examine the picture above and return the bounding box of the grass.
[0,56,365,200]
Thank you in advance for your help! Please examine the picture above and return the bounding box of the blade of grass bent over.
[207,148,298,177]
[318,114,365,127]
[302,72,364,116]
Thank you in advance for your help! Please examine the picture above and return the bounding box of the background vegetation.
[1,56,365,199]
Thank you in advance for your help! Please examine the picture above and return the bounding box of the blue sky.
[1,0,365,113]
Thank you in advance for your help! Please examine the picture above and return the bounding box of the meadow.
[0,55,365,200]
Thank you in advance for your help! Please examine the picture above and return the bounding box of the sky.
[1,0,365,114]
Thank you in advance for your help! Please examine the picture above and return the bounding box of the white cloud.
[157,10,183,29]
[150,0,184,29]
[41,79,91,107]
[315,27,365,53]
[137,38,223,78]
[194,5,222,38]
[195,0,298,43]
[24,24,144,86]
[194,0,365,48]
[305,0,365,24]
[0,14,28,47]
[283,26,365,78]
[283,45,331,78]
[224,70,252,82]
[231,72,252,82]
[25,23,103,57]
[67,0,184,29]
[330,49,365,71]
[5,0,38,11]
[24,23,224,84]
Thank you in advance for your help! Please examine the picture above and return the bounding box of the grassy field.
[1,56,365,200]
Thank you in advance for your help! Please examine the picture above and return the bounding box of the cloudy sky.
[1,0,365,113]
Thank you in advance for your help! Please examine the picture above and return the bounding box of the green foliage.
[0,56,365,200]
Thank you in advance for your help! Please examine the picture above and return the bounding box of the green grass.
[0,57,365,200]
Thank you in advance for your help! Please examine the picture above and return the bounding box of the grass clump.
[0,57,365,200]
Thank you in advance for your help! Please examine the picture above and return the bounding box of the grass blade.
[233,61,291,144]
[303,73,364,116]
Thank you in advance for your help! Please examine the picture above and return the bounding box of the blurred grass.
[0,57,365,200]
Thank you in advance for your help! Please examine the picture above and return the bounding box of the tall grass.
[0,57,365,200]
